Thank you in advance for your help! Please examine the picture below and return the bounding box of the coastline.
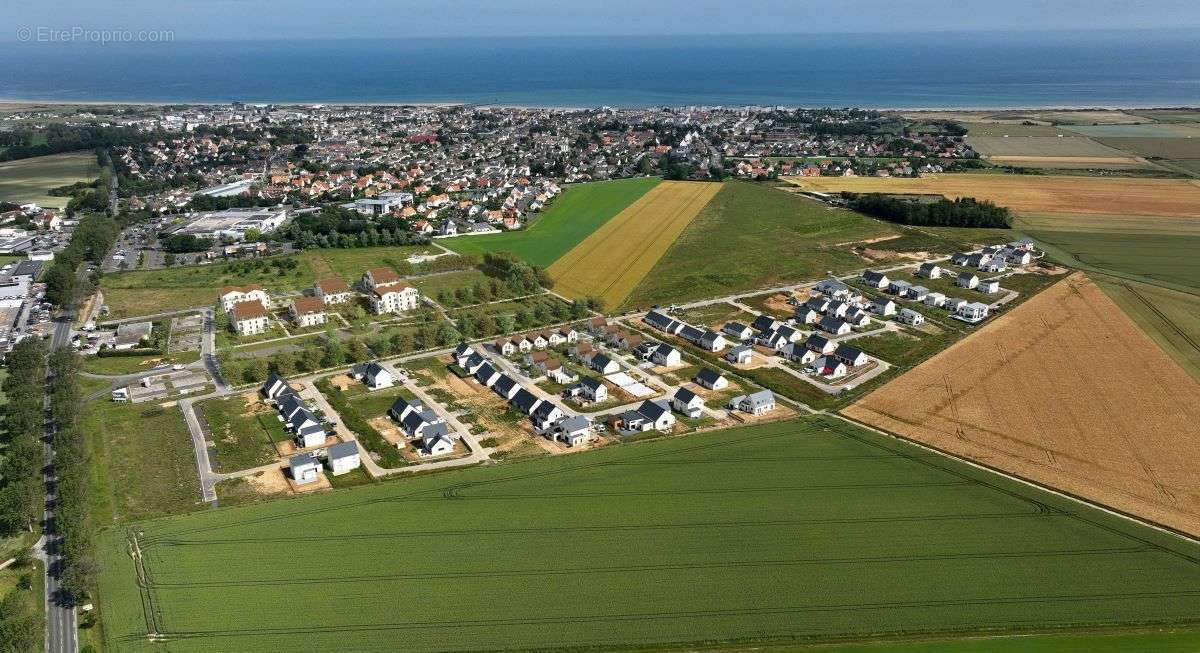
[1,98,1198,112]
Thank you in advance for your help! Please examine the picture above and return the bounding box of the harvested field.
[786,174,1200,219]
[844,274,1200,537]
[547,181,722,308]
[967,136,1129,158]
[1065,124,1200,138]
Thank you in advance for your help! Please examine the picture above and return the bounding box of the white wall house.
[220,284,270,313]
[231,300,271,336]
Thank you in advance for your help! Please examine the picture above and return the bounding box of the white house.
[590,353,621,375]
[861,270,889,289]
[671,387,705,419]
[980,280,1001,294]
[314,278,353,305]
[722,322,753,341]
[916,262,942,279]
[351,361,394,390]
[726,344,753,364]
[371,284,420,315]
[814,356,848,378]
[694,368,728,390]
[574,377,608,403]
[729,390,775,415]
[636,399,676,431]
[230,300,271,336]
[897,308,925,326]
[651,344,682,366]
[290,296,327,328]
[833,343,870,367]
[957,272,980,289]
[818,316,853,335]
[420,430,455,457]
[870,298,897,317]
[325,441,361,476]
[289,453,321,485]
[957,301,990,322]
[220,284,270,313]
[925,292,946,308]
[556,415,594,447]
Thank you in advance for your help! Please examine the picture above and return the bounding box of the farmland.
[547,180,722,308]
[1029,229,1200,294]
[443,177,661,267]
[0,151,100,209]
[967,136,1134,158]
[844,274,1200,538]
[623,181,897,309]
[1092,276,1200,383]
[786,174,1200,219]
[94,414,1200,652]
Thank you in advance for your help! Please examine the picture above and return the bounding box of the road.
[39,313,79,653]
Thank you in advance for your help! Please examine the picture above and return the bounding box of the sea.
[1,30,1199,108]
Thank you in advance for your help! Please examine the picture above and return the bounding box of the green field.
[622,182,896,308]
[197,397,283,473]
[443,177,661,267]
[83,399,203,525]
[0,152,100,209]
[94,415,1200,652]
[963,123,1073,137]
[1030,229,1200,294]
[99,245,436,318]
[1092,275,1200,383]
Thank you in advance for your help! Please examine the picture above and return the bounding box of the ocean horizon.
[1,30,1198,108]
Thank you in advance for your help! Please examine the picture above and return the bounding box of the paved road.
[40,314,79,653]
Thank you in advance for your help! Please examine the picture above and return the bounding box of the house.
[870,297,897,317]
[288,406,326,449]
[825,300,850,318]
[1006,249,1033,266]
[462,352,487,375]
[671,387,705,419]
[555,415,594,447]
[917,263,942,279]
[818,315,852,336]
[782,342,819,364]
[543,330,566,347]
[861,270,889,289]
[806,333,838,355]
[326,441,361,476]
[220,284,270,312]
[644,310,682,334]
[945,298,968,313]
[833,344,870,367]
[950,252,972,266]
[957,272,980,289]
[230,300,271,336]
[493,339,516,356]
[572,377,608,403]
[897,308,925,326]
[511,388,542,416]
[558,327,579,343]
[722,322,753,341]
[925,292,947,308]
[695,368,728,390]
[419,429,455,457]
[814,356,848,378]
[907,285,929,302]
[473,362,501,387]
[796,308,822,325]
[361,267,402,292]
[540,358,577,385]
[844,309,872,327]
[290,296,327,328]
[262,372,291,400]
[370,283,420,315]
[651,343,682,367]
[805,296,831,313]
[351,361,394,390]
[590,353,620,374]
[636,399,676,431]
[727,344,753,364]
[531,333,549,350]
[728,390,775,415]
[389,397,443,437]
[815,278,852,297]
[491,374,520,400]
[698,329,728,352]
[587,316,608,334]
[888,279,912,296]
[531,401,565,431]
[982,259,1007,273]
[751,314,780,333]
[957,301,990,322]
[314,278,353,305]
[453,343,475,368]
[289,453,321,485]
[511,335,533,353]
[979,280,1001,294]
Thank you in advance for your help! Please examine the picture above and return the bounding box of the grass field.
[1029,229,1200,294]
[967,136,1132,158]
[197,396,283,473]
[1014,212,1200,236]
[963,123,1073,137]
[94,415,1200,652]
[1092,137,1200,160]
[83,400,203,525]
[443,177,660,267]
[622,181,897,309]
[844,274,1200,538]
[1064,124,1200,138]
[1092,275,1200,383]
[99,246,433,318]
[786,174,1200,219]
[548,180,722,308]
[0,152,99,209]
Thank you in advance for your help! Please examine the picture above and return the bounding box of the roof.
[591,353,614,367]
[492,374,518,394]
[862,270,887,282]
[724,321,750,333]
[532,401,562,420]
[511,388,540,413]
[696,367,724,384]
[474,362,498,380]
[558,415,591,433]
[747,390,775,406]
[729,344,752,355]
[637,399,670,421]
[580,377,604,390]
[366,267,402,285]
[231,300,268,320]
[292,296,325,316]
[327,441,358,459]
[674,387,700,403]
[834,343,865,360]
[315,277,350,294]
[221,283,265,296]
[751,315,778,331]
[289,452,318,468]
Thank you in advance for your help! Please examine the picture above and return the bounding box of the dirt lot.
[786,174,1200,219]
[843,273,1200,537]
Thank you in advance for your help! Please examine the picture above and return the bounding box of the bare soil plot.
[844,274,1200,537]
[547,181,722,308]
[787,174,1200,219]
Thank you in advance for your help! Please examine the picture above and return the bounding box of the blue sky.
[4,0,1200,40]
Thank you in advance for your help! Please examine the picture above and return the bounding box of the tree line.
[0,125,169,162]
[47,349,94,603]
[0,339,47,537]
[845,193,1013,229]
[43,213,122,306]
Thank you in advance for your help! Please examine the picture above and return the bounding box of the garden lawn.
[443,177,661,267]
[94,415,1200,652]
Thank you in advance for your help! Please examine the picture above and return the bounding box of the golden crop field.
[786,174,1200,219]
[547,181,722,308]
[843,274,1200,537]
